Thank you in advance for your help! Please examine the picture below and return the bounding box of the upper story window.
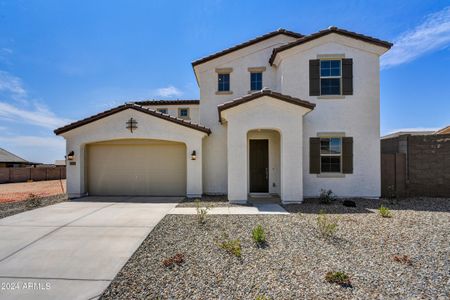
[218,73,230,92]
[157,108,168,114]
[320,60,341,95]
[250,72,262,91]
[178,108,190,119]
[320,137,342,173]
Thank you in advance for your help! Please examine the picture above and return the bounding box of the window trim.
[319,58,342,96]
[178,107,190,119]
[156,108,168,114]
[319,136,343,174]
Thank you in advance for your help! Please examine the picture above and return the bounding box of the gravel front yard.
[0,194,67,219]
[101,198,449,300]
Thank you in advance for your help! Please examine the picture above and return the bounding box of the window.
[320,60,341,95]
[320,137,342,173]
[218,73,230,92]
[178,108,189,118]
[250,72,262,91]
[157,108,168,114]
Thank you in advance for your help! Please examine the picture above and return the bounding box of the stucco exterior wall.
[140,104,199,123]
[197,33,383,198]
[221,97,310,202]
[61,108,206,198]
[276,34,382,197]
[195,34,297,194]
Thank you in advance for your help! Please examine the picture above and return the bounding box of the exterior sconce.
[191,150,197,160]
[66,151,75,161]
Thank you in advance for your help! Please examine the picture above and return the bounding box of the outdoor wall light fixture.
[191,150,197,160]
[66,151,75,161]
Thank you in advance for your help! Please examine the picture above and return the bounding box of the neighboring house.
[434,125,450,135]
[55,26,392,202]
[381,125,450,139]
[0,148,32,168]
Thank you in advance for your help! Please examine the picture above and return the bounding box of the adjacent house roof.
[435,125,450,135]
[192,28,303,67]
[133,99,199,106]
[0,148,29,164]
[381,131,435,140]
[217,89,315,122]
[54,103,211,135]
[269,26,393,65]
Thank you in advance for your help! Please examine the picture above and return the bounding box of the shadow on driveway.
[71,196,184,204]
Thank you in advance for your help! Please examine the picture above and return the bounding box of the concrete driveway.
[0,197,181,300]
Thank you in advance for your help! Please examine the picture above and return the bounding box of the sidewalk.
[170,203,288,215]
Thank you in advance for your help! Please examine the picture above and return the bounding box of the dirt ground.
[0,180,66,203]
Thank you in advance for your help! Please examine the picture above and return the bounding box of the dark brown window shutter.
[342,137,353,174]
[309,59,320,96]
[342,58,353,95]
[310,137,321,174]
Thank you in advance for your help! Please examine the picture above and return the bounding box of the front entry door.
[249,139,269,193]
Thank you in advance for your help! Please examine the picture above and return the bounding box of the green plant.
[317,210,338,238]
[379,205,393,218]
[251,224,266,246]
[217,235,242,258]
[195,199,210,225]
[325,271,351,287]
[319,189,336,204]
[255,295,270,300]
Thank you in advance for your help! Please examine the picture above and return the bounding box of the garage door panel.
[87,141,186,196]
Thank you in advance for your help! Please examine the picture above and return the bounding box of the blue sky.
[0,1,449,163]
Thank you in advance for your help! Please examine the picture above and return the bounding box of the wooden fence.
[0,167,66,184]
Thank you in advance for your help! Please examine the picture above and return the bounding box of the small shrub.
[392,255,412,265]
[162,253,185,268]
[378,205,393,218]
[217,235,242,258]
[255,295,270,300]
[251,224,266,246]
[325,271,352,287]
[195,199,210,225]
[319,189,336,204]
[317,210,338,238]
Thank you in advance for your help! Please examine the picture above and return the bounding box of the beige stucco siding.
[196,34,298,194]
[86,140,186,196]
[62,108,206,198]
[140,104,199,123]
[275,34,383,197]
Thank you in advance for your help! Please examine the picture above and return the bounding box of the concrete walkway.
[0,197,181,300]
[171,203,289,215]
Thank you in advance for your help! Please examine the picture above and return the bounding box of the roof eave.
[54,104,211,136]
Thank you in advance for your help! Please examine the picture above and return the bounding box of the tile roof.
[192,28,303,67]
[269,26,393,65]
[217,89,315,122]
[133,99,199,105]
[54,103,211,135]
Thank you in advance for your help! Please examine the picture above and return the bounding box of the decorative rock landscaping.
[101,198,450,299]
[0,194,67,219]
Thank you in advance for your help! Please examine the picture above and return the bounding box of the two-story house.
[55,26,392,203]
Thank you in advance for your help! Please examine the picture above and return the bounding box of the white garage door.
[87,139,186,196]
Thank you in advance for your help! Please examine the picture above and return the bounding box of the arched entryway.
[247,129,281,196]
